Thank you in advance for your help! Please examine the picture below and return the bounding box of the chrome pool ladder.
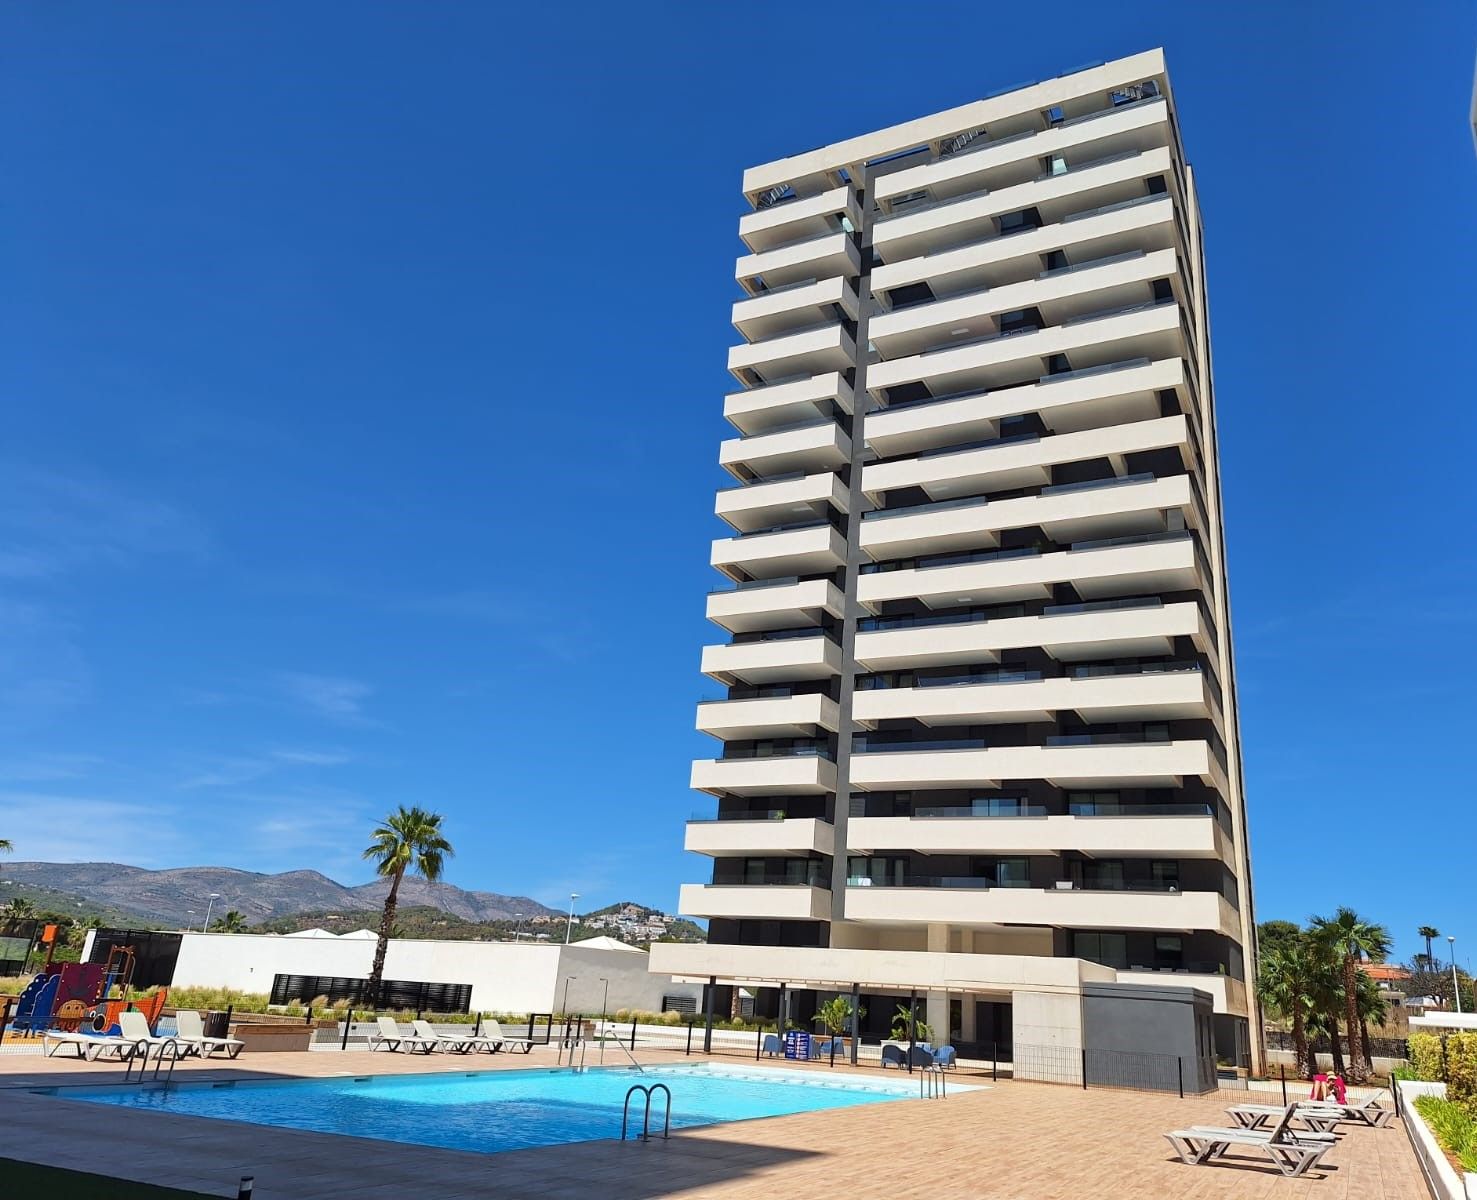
[919,1063,947,1100]
[123,1038,183,1086]
[621,1083,671,1142]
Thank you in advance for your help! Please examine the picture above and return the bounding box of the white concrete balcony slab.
[852,666,1216,728]
[862,414,1191,503]
[711,522,846,583]
[706,578,844,635]
[848,738,1222,791]
[725,372,854,437]
[871,194,1177,302]
[701,634,843,685]
[729,323,856,384]
[857,532,1202,611]
[866,295,1186,400]
[854,599,1212,671]
[858,475,1193,560]
[872,146,1176,264]
[869,248,1179,360]
[846,810,1228,860]
[1115,968,1248,1017]
[680,883,832,922]
[864,357,1183,459]
[732,276,859,342]
[685,817,836,858]
[697,693,841,740]
[720,418,852,480]
[874,97,1172,207]
[736,231,861,293]
[843,883,1238,937]
[716,471,848,534]
[739,184,862,255]
[691,753,838,797]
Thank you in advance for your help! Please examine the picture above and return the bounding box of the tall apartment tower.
[651,50,1261,1073]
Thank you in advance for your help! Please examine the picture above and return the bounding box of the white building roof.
[570,936,643,953]
[283,928,337,939]
[340,929,380,940]
[1410,1012,1477,1030]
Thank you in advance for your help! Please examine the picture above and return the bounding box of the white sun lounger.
[1165,1105,1336,1178]
[118,1011,184,1059]
[41,1029,134,1060]
[482,1019,536,1054]
[173,1010,245,1059]
[370,1017,438,1054]
[1226,1102,1345,1134]
[411,1019,500,1054]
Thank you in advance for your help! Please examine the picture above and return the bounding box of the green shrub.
[1416,1094,1477,1169]
[1410,1034,1447,1083]
[1409,1033,1477,1107]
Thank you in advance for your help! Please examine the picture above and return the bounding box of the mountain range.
[0,862,560,928]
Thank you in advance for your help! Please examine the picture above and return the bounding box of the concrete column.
[926,990,949,1044]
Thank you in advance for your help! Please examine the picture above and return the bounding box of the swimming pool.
[52,1064,938,1154]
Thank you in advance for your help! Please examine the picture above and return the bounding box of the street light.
[202,894,221,933]
[1450,936,1462,1014]
[565,893,580,945]
[512,913,524,943]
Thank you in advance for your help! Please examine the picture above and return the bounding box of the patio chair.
[907,1045,936,1068]
[370,1017,438,1054]
[118,1010,183,1059]
[173,1010,244,1059]
[761,1033,783,1057]
[41,1029,132,1060]
[1165,1105,1336,1178]
[1226,1102,1345,1134]
[933,1045,957,1069]
[880,1045,906,1069]
[481,1019,536,1053]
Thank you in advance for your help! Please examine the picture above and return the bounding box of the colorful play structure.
[4,943,169,1039]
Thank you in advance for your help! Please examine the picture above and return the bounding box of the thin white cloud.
[276,673,376,726]
[0,794,191,865]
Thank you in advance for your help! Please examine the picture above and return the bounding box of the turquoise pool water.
[54,1064,924,1154]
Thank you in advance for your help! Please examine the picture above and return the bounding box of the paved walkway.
[0,1046,1430,1199]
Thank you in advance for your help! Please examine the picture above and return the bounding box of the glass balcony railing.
[861,544,1040,576]
[852,736,987,754]
[727,518,835,542]
[713,873,831,889]
[1067,802,1214,818]
[846,874,1004,889]
[913,802,1048,819]
[1069,660,1200,680]
[858,609,993,633]
[1040,471,1155,498]
[1036,248,1146,281]
[690,809,810,823]
[916,430,1039,459]
[708,574,801,596]
[1041,595,1162,618]
[720,744,836,762]
[861,496,988,522]
[1068,528,1191,554]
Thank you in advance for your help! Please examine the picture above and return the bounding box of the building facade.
[650,50,1261,1072]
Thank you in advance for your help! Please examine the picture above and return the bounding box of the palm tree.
[1419,926,1442,972]
[1356,970,1388,1069]
[5,896,35,918]
[362,807,452,1006]
[0,838,11,854]
[1310,907,1392,1081]
[1258,938,1320,1078]
[213,910,247,933]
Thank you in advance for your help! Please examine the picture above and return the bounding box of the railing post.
[830,1033,837,1067]
[850,983,860,1066]
[237,1176,254,1200]
[1177,1055,1184,1099]
[630,1018,637,1052]
[473,1012,481,1038]
[1081,1047,1088,1089]
[907,989,917,1074]
[702,976,716,1055]
[686,1019,694,1056]
[305,1007,313,1027]
[756,1023,763,1061]
[1280,1064,1287,1106]
[340,1008,351,1051]
[992,1041,998,1082]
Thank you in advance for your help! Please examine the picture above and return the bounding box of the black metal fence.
[0,917,41,976]
[1012,1040,1216,1095]
[270,974,472,1013]
[86,929,183,990]
[1264,1029,1409,1060]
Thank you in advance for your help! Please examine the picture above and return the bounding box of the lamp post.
[202,894,221,933]
[565,893,580,945]
[1451,936,1463,1014]
[561,975,575,1016]
[512,913,523,943]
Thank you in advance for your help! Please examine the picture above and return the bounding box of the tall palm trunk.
[368,866,405,1007]
[1326,1013,1345,1075]
[1343,956,1368,1080]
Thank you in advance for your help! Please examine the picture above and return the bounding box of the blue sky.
[3,3,1474,961]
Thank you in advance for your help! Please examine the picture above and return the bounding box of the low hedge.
[1415,1094,1477,1172]
[1409,1032,1477,1110]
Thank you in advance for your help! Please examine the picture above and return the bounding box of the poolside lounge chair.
[173,1010,245,1059]
[1165,1105,1336,1178]
[1230,1093,1392,1130]
[41,1029,134,1060]
[420,1019,501,1054]
[369,1017,438,1054]
[118,1011,183,1059]
[880,1045,906,1069]
[481,1019,536,1054]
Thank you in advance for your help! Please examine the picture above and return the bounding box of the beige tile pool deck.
[0,1045,1430,1199]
